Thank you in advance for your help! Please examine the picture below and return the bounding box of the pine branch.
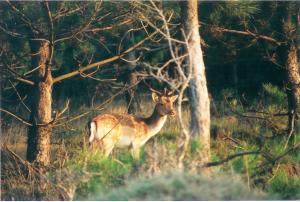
[53,30,158,84]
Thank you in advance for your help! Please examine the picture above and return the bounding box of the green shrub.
[261,83,286,106]
[88,172,271,200]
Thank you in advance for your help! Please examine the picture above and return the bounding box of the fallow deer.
[87,92,178,159]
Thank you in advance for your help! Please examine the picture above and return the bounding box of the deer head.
[152,92,178,116]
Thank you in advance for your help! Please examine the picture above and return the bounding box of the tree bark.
[27,40,53,168]
[278,2,300,137]
[286,43,300,136]
[181,0,211,165]
[124,68,140,114]
[124,29,140,114]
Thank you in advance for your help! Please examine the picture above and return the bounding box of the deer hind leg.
[102,130,121,157]
[130,146,141,160]
[102,138,116,157]
[104,144,115,157]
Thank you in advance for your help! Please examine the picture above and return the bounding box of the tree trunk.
[27,41,53,168]
[125,68,140,114]
[231,50,239,88]
[278,2,300,137]
[286,43,300,136]
[124,29,140,114]
[181,0,211,165]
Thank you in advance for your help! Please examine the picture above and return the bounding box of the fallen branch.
[204,150,261,167]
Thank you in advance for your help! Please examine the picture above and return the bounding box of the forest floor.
[1,86,300,200]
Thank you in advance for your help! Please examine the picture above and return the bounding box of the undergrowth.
[1,84,300,200]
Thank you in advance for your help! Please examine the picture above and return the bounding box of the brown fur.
[88,93,178,159]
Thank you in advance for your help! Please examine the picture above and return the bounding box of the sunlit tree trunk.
[278,2,300,137]
[182,0,211,165]
[286,43,300,136]
[27,40,53,168]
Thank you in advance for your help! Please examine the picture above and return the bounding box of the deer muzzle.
[169,110,176,116]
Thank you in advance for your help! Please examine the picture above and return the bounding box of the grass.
[1,85,300,200]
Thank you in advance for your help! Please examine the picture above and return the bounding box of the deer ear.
[170,95,178,102]
[152,92,160,103]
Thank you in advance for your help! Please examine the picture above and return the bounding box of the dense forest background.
[1,1,300,200]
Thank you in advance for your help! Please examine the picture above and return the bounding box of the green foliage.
[232,158,245,173]
[67,149,134,200]
[261,83,286,106]
[209,1,260,26]
[268,170,300,199]
[88,172,270,200]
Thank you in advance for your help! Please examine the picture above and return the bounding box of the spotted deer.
[87,92,178,159]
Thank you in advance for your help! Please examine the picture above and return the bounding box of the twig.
[0,108,32,126]
[3,146,71,200]
[54,81,140,127]
[5,65,35,85]
[8,80,31,112]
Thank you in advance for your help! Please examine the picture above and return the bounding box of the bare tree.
[134,0,211,169]
[181,0,211,165]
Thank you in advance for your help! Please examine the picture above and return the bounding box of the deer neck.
[144,106,167,137]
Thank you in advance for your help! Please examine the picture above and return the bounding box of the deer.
[87,91,178,160]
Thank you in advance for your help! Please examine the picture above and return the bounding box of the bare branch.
[53,29,159,84]
[85,19,133,32]
[5,66,35,85]
[0,108,32,126]
[53,3,91,20]
[210,25,283,46]
[0,24,25,38]
[54,2,102,44]
[8,80,31,112]
[5,0,41,35]
[204,150,261,167]
[54,81,140,127]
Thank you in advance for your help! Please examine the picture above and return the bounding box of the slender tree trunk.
[286,43,300,136]
[124,29,140,114]
[181,0,211,165]
[125,69,140,114]
[27,41,53,168]
[231,50,239,88]
[278,2,300,137]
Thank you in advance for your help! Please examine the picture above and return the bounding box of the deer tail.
[88,121,97,143]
